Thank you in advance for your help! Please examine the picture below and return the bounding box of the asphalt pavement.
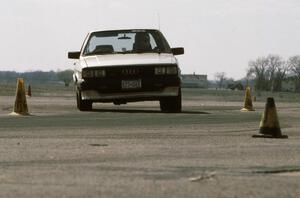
[0,91,300,198]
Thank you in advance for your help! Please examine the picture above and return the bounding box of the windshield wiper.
[111,51,133,54]
[84,52,118,56]
[132,49,163,54]
[153,48,162,54]
[84,50,165,56]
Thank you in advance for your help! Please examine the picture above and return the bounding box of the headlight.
[155,66,177,75]
[166,67,177,75]
[82,68,106,78]
[82,69,94,78]
[94,69,106,77]
[155,67,166,75]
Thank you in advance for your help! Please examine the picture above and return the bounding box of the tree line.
[214,55,300,92]
[247,55,300,92]
[0,70,73,86]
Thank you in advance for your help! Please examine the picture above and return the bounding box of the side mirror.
[68,51,80,59]
[171,47,184,55]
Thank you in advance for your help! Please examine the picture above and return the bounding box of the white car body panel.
[81,53,177,68]
[73,53,178,83]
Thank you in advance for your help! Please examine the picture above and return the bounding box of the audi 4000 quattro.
[68,29,184,112]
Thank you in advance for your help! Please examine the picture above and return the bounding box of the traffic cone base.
[253,127,288,139]
[241,107,255,111]
[9,112,30,116]
[252,134,288,139]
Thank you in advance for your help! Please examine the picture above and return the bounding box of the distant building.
[181,74,208,88]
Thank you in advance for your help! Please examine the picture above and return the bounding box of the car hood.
[80,53,177,67]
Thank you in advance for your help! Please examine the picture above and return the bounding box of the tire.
[76,90,92,111]
[160,88,182,113]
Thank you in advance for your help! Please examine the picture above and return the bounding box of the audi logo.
[121,68,140,75]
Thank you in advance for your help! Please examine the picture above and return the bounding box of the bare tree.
[288,55,300,92]
[273,65,289,92]
[214,72,226,88]
[267,55,286,92]
[247,55,287,92]
[247,57,269,91]
[267,55,283,91]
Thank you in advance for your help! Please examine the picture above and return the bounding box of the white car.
[68,29,184,112]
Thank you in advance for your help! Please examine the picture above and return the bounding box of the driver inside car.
[132,32,152,52]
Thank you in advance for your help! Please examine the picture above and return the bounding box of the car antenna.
[156,12,162,55]
[157,12,161,30]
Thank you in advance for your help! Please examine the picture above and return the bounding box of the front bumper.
[81,86,179,102]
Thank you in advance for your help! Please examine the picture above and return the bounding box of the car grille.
[84,64,178,79]
[81,64,181,92]
[106,65,155,78]
[121,68,141,76]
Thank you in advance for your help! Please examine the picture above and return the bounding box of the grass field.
[2,82,300,103]
[0,83,74,97]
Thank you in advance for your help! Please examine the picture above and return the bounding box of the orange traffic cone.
[241,86,254,111]
[27,85,32,97]
[11,78,29,115]
[253,97,287,138]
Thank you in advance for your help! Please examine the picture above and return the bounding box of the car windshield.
[83,30,172,56]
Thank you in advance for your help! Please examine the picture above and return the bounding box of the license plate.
[121,79,142,89]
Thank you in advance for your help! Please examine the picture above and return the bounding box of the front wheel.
[160,89,182,113]
[76,90,92,111]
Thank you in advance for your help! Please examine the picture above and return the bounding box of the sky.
[1,0,300,80]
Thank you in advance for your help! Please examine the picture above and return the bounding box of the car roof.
[89,29,160,34]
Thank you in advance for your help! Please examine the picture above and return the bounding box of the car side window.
[149,34,157,49]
